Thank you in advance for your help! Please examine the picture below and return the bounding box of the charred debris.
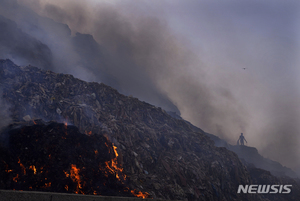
[0,59,300,201]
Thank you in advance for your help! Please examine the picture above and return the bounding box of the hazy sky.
[1,0,300,171]
[161,0,300,170]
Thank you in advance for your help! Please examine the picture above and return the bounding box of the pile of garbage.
[0,120,148,197]
[1,59,300,200]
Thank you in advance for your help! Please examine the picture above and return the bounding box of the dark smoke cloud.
[0,0,300,173]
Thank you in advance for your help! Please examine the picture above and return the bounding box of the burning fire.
[131,190,150,199]
[29,165,37,174]
[2,123,150,198]
[18,158,26,175]
[113,146,118,157]
[13,174,19,182]
[102,142,149,198]
[105,144,126,181]
[64,164,84,194]
[4,163,12,173]
[4,158,51,191]
[43,182,51,188]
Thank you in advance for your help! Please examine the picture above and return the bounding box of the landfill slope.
[168,111,299,178]
[1,59,300,201]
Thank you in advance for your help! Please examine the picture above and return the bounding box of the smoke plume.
[0,0,300,173]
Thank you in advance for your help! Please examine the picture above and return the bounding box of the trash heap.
[1,59,300,201]
[0,120,148,197]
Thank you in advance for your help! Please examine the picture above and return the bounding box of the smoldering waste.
[1,59,300,201]
[0,120,148,197]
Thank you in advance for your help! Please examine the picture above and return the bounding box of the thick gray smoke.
[162,0,300,171]
[0,0,300,173]
[0,0,182,113]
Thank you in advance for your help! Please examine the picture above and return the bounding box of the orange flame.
[40,166,44,173]
[105,143,149,198]
[64,164,84,194]
[13,174,19,182]
[18,158,26,175]
[29,165,37,174]
[104,143,127,181]
[43,182,51,188]
[113,146,118,157]
[8,139,149,197]
[105,142,110,149]
[131,190,150,199]
[64,121,68,135]
[85,131,92,136]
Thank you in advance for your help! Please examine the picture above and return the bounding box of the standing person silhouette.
[237,133,247,145]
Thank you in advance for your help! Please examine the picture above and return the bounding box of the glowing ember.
[43,182,51,188]
[105,142,110,152]
[18,158,26,175]
[29,165,37,174]
[40,166,44,173]
[13,174,19,182]
[85,131,92,136]
[131,190,150,198]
